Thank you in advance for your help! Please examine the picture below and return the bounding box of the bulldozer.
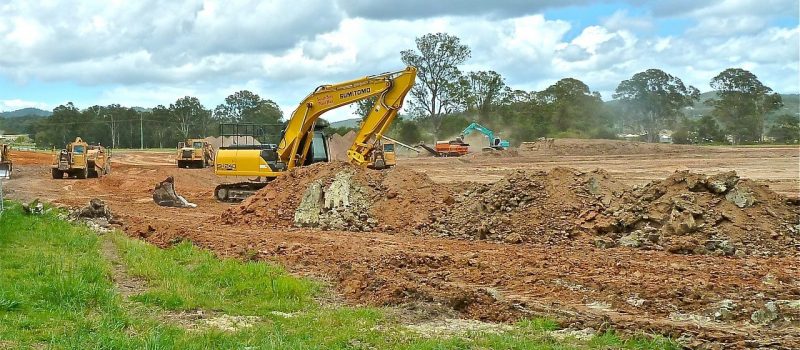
[52,137,111,179]
[176,139,214,168]
[0,144,12,179]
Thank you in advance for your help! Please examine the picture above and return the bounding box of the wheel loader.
[176,139,214,168]
[52,137,111,179]
[0,144,12,179]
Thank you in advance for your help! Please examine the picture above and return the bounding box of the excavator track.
[214,181,272,203]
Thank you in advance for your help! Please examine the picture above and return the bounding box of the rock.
[706,171,739,194]
[725,186,756,208]
[751,301,780,325]
[594,238,616,249]
[665,209,697,235]
[504,233,523,244]
[626,296,646,307]
[712,299,737,321]
[618,232,642,248]
[685,174,707,191]
[22,199,45,215]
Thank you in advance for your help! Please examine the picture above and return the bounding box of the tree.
[671,117,694,144]
[614,69,700,142]
[696,115,725,143]
[463,70,505,120]
[707,68,782,143]
[535,78,612,138]
[769,114,799,143]
[352,97,376,121]
[151,105,173,148]
[170,96,207,139]
[50,102,82,146]
[214,91,283,140]
[214,90,282,124]
[401,32,471,138]
[396,118,422,144]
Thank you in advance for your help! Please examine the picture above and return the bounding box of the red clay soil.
[5,150,800,348]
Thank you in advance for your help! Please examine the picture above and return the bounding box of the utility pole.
[139,112,144,150]
[105,113,116,149]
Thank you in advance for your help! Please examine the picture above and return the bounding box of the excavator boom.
[347,67,416,166]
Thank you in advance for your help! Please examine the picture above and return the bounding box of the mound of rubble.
[220,163,799,256]
[584,171,799,256]
[421,167,627,244]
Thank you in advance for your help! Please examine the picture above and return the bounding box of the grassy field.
[0,203,679,349]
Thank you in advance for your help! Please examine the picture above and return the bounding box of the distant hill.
[0,107,52,118]
[683,92,799,120]
[330,118,361,129]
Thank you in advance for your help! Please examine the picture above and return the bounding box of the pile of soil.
[584,170,800,256]
[220,163,799,256]
[220,162,451,232]
[421,167,627,244]
[327,131,357,161]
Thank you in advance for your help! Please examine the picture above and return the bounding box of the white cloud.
[0,0,797,121]
[1,99,50,111]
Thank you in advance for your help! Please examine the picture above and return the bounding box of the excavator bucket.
[152,176,197,208]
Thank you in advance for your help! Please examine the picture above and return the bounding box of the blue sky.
[0,0,798,120]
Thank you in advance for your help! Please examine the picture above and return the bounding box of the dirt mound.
[220,162,451,231]
[220,162,799,256]
[421,167,627,244]
[328,131,357,161]
[519,138,709,156]
[464,149,520,159]
[584,170,800,256]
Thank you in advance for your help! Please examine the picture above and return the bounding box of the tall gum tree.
[614,69,700,143]
[707,68,782,143]
[401,32,471,139]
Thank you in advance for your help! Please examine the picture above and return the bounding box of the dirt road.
[4,142,799,348]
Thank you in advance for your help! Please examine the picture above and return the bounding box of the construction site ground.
[5,140,799,348]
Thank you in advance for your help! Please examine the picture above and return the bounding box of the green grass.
[0,203,680,349]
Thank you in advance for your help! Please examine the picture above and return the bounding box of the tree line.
[387,32,797,145]
[8,32,799,149]
[18,92,284,149]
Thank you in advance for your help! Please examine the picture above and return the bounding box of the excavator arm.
[347,67,417,166]
[278,66,417,169]
[461,122,510,150]
[462,122,496,140]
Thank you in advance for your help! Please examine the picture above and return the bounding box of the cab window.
[73,145,85,154]
[383,143,395,152]
[193,142,203,149]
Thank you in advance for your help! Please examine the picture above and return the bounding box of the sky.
[0,0,798,121]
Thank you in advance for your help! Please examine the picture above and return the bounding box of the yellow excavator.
[213,66,417,201]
